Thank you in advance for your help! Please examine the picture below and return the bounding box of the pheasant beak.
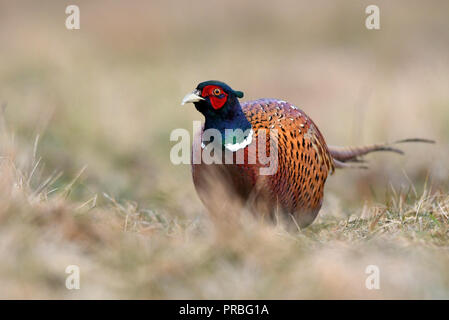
[181,89,204,105]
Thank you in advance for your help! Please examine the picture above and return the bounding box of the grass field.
[0,0,448,299]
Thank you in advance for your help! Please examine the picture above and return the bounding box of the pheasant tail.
[329,138,435,169]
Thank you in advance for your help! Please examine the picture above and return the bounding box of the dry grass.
[1,131,449,299]
[0,0,448,299]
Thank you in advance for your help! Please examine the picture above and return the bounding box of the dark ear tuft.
[234,91,244,98]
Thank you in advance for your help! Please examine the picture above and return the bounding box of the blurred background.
[0,0,448,299]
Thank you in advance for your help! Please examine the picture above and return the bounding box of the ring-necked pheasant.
[182,80,433,228]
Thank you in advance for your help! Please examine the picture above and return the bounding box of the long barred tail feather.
[333,159,369,169]
[329,138,435,168]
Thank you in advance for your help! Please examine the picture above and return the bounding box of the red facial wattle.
[201,85,228,110]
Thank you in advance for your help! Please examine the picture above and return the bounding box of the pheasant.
[182,80,432,228]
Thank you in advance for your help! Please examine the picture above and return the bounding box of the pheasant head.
[182,80,251,143]
[182,80,251,149]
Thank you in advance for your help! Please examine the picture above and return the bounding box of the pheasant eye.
[213,88,221,96]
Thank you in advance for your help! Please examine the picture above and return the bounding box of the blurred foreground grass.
[0,0,448,298]
[1,130,449,299]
